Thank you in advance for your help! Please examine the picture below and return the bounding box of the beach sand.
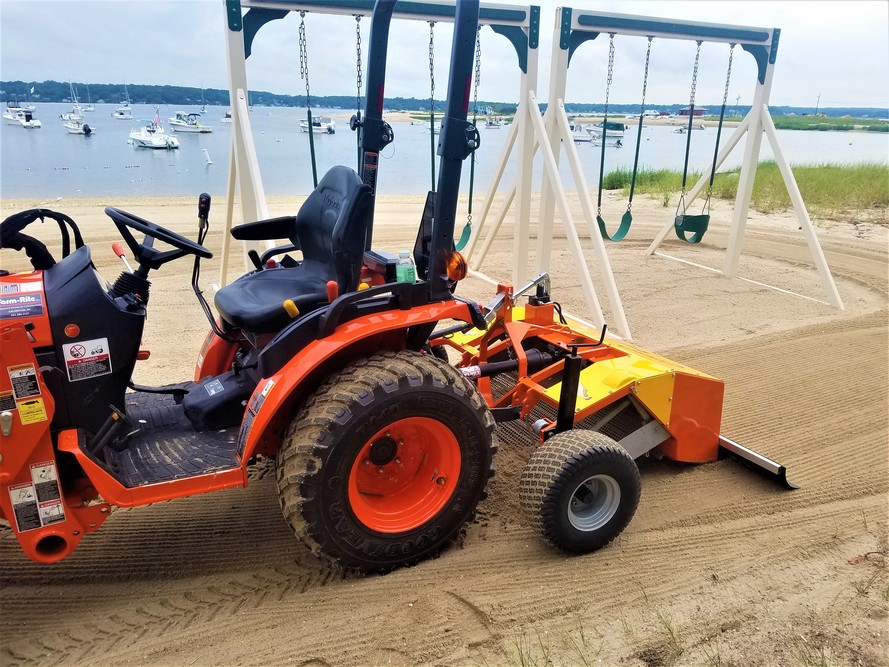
[2,191,887,666]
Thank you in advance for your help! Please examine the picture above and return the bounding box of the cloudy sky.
[1,0,887,109]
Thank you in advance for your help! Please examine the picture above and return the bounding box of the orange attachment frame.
[430,282,724,464]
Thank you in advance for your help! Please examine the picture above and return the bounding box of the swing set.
[466,7,843,344]
[591,35,734,245]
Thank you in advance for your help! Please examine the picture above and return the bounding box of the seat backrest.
[292,166,373,293]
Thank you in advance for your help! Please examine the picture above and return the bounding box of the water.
[2,103,887,200]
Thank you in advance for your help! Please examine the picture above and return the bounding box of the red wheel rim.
[348,417,461,533]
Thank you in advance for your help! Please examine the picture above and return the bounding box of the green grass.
[770,116,889,132]
[603,161,889,222]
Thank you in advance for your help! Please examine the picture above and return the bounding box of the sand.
[1,190,887,666]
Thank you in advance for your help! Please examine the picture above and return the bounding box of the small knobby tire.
[276,350,497,573]
[519,430,641,554]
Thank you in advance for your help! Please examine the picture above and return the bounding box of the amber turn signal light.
[446,251,468,282]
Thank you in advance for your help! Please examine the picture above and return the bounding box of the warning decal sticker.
[62,337,113,382]
[0,292,45,320]
[30,461,61,501]
[6,464,67,533]
[8,364,40,400]
[0,390,15,411]
[205,378,225,396]
[30,461,65,525]
[17,398,48,425]
[8,482,41,532]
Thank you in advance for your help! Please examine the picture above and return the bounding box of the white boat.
[571,124,593,143]
[82,86,95,112]
[589,121,627,139]
[129,117,180,149]
[113,103,133,120]
[3,107,42,128]
[220,111,232,123]
[673,124,706,134]
[60,83,84,120]
[5,100,35,114]
[299,116,336,134]
[64,119,94,135]
[113,85,133,119]
[485,116,503,129]
[168,111,213,133]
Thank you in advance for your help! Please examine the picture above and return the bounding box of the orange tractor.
[0,0,793,572]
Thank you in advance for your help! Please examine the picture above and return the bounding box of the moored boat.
[3,107,42,128]
[129,112,179,149]
[299,116,336,134]
[168,111,213,133]
[64,119,94,135]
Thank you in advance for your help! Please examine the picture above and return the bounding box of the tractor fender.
[237,299,473,461]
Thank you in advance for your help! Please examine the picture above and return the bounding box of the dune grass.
[603,161,889,222]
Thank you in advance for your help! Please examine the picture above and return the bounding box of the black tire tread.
[276,350,497,572]
[519,430,641,553]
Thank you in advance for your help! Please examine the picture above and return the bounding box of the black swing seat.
[214,166,373,334]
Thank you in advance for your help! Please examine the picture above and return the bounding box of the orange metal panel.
[194,328,239,381]
[657,373,724,463]
[239,299,474,461]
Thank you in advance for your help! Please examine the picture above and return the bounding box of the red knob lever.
[112,243,134,272]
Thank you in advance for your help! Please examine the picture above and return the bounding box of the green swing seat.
[674,212,710,244]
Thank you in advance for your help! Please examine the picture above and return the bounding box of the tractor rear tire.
[520,431,641,554]
[276,350,496,573]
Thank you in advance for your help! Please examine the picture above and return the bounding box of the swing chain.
[678,40,703,202]
[604,33,615,108]
[471,26,481,124]
[467,26,481,227]
[428,22,436,110]
[298,11,311,108]
[640,37,652,108]
[597,33,615,217]
[627,36,653,213]
[355,15,363,111]
[703,44,736,206]
[722,45,735,107]
[689,40,701,108]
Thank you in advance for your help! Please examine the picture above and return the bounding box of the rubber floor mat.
[103,391,241,488]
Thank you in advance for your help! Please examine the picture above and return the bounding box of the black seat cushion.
[214,166,372,333]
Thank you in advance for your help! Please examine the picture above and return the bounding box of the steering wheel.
[105,206,211,274]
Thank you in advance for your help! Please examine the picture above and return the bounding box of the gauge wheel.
[520,430,641,553]
[277,350,496,573]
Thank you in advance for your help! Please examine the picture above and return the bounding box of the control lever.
[112,242,134,272]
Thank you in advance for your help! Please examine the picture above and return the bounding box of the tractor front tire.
[520,431,641,554]
[276,350,496,573]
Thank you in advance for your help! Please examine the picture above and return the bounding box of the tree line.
[0,80,885,119]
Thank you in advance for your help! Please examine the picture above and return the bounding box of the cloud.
[1,0,887,108]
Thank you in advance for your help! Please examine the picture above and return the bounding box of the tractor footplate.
[717,436,798,490]
[103,391,241,488]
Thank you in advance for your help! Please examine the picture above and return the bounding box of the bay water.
[2,103,887,201]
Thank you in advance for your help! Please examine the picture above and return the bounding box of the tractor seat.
[214,166,373,334]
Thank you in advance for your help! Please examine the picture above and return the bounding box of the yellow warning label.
[17,398,48,425]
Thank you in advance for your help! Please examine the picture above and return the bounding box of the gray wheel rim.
[567,474,621,531]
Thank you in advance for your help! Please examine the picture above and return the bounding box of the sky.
[1,0,887,109]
